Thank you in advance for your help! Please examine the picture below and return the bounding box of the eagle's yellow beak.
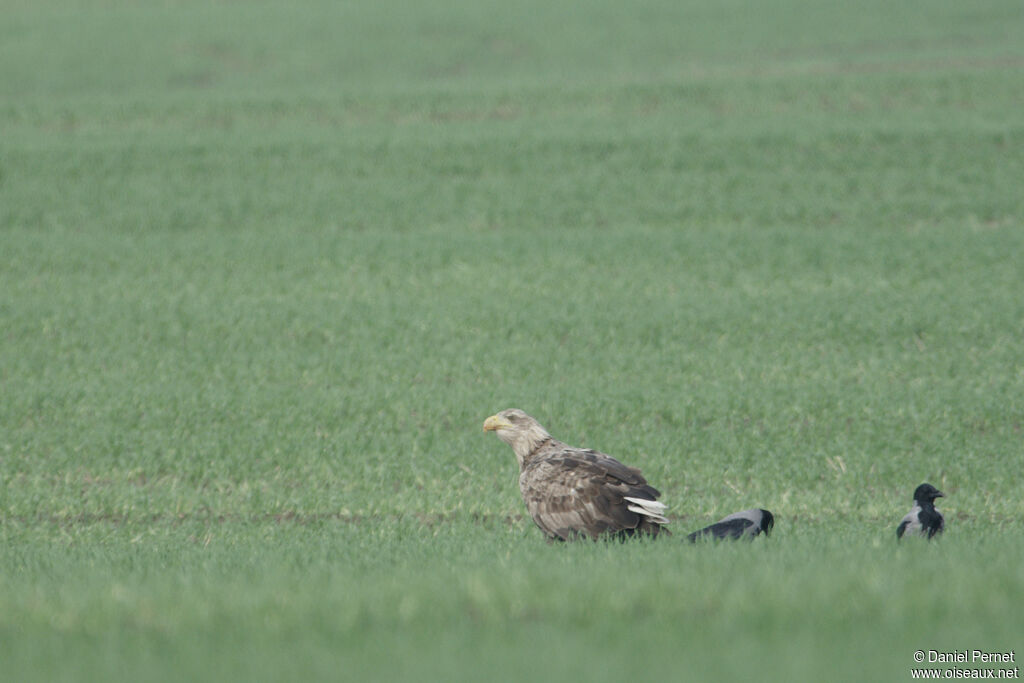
[483,415,512,432]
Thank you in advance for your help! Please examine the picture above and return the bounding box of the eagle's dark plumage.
[483,408,670,541]
[686,508,774,542]
[896,483,944,540]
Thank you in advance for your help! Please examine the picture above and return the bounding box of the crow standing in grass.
[896,483,945,540]
[483,409,669,541]
[686,509,775,542]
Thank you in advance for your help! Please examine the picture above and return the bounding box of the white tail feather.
[624,496,666,511]
[624,497,670,524]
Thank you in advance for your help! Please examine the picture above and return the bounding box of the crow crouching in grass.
[686,509,774,542]
[896,483,944,540]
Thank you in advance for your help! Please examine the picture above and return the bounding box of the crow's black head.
[913,483,944,505]
[759,509,775,537]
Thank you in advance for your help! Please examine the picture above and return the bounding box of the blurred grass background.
[1,0,1023,680]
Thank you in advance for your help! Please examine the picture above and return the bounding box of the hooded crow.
[686,508,774,542]
[896,483,944,540]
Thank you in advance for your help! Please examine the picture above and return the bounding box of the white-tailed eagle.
[483,408,669,541]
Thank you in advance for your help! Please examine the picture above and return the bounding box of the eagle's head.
[483,408,551,467]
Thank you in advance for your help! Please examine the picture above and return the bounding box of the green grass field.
[2,0,1023,680]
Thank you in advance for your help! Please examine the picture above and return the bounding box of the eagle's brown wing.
[519,447,668,541]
